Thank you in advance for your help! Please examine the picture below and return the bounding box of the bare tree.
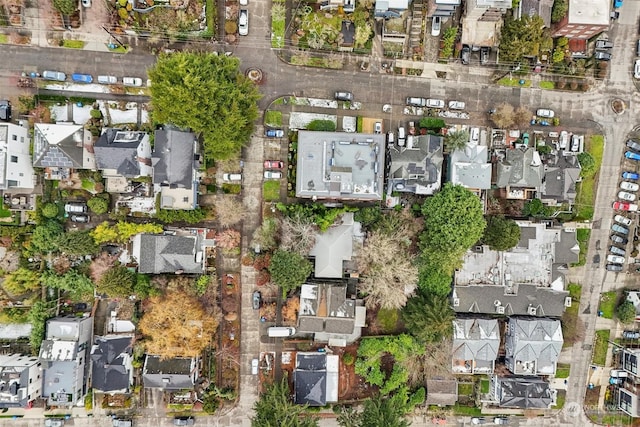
[401,339,454,387]
[89,252,117,283]
[280,216,318,256]
[490,102,515,129]
[214,195,246,228]
[514,106,533,128]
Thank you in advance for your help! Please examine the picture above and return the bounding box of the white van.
[397,127,406,146]
[267,326,296,337]
[387,131,394,144]
[222,173,242,182]
[611,369,629,378]
[64,203,87,213]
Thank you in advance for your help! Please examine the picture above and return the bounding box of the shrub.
[342,353,355,365]
[225,20,237,34]
[307,119,336,131]
[88,197,109,214]
[41,203,59,218]
[90,109,102,119]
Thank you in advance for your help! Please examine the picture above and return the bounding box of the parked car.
[265,129,284,138]
[222,173,242,182]
[387,131,395,144]
[397,126,406,146]
[480,47,490,65]
[612,223,630,235]
[610,234,628,245]
[461,45,470,64]
[374,122,382,134]
[65,203,87,213]
[431,16,441,36]
[252,290,261,310]
[606,263,624,272]
[493,417,509,425]
[610,245,626,256]
[264,171,282,179]
[536,108,555,118]
[45,419,65,427]
[611,369,630,377]
[471,418,486,425]
[239,0,247,5]
[623,331,640,339]
[618,191,636,202]
[0,99,11,122]
[595,39,614,49]
[627,140,640,152]
[614,201,639,211]
[626,151,640,161]
[122,77,143,87]
[239,9,248,36]
[571,134,583,152]
[426,99,445,109]
[264,160,283,169]
[334,91,353,102]
[635,59,640,79]
[70,214,90,223]
[71,73,93,83]
[595,51,612,60]
[615,215,633,226]
[607,255,626,264]
[623,171,640,180]
[42,70,66,81]
[112,419,133,427]
[251,358,259,375]
[559,131,569,149]
[406,97,427,107]
[173,417,195,426]
[448,100,466,110]
[621,181,640,191]
[97,75,117,84]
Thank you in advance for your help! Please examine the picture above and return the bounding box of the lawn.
[556,363,570,379]
[0,34,7,44]
[457,382,473,395]
[480,379,490,393]
[562,284,581,349]
[264,110,283,127]
[263,180,280,202]
[554,390,566,409]
[593,330,610,366]
[497,77,532,87]
[572,228,590,267]
[599,291,617,319]
[539,81,555,89]
[0,204,11,218]
[452,404,482,416]
[574,135,604,220]
[62,39,85,49]
[568,283,582,301]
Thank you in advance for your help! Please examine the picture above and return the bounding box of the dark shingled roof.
[496,377,553,408]
[138,234,202,274]
[142,356,195,390]
[152,129,195,189]
[90,336,133,393]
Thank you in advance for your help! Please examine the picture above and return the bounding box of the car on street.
[610,234,628,245]
[0,99,11,122]
[461,45,470,64]
[607,255,626,264]
[623,171,640,180]
[536,108,555,118]
[595,40,614,49]
[621,181,640,192]
[471,418,486,425]
[493,417,509,425]
[45,419,65,427]
[627,140,640,152]
[251,358,259,375]
[618,191,636,202]
[122,77,143,87]
[635,59,640,79]
[112,419,133,427]
[264,160,284,169]
[623,331,640,339]
[264,171,282,179]
[265,129,284,138]
[71,73,93,83]
[334,91,353,102]
[222,173,242,182]
[480,47,490,65]
[426,98,445,109]
[239,0,247,5]
[431,16,441,36]
[97,75,117,84]
[173,417,195,426]
[610,245,626,256]
[612,224,630,235]
[559,131,569,149]
[606,263,623,272]
[626,151,640,161]
[615,215,633,226]
[70,214,90,223]
[374,122,382,134]
[42,70,66,81]
[595,51,612,60]
[448,100,466,110]
[406,97,427,107]
[613,201,639,211]
[252,290,261,310]
[239,9,248,36]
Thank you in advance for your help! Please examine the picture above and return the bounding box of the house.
[298,284,366,346]
[624,292,640,322]
[489,376,555,409]
[152,128,200,210]
[540,153,581,206]
[552,0,610,39]
[308,212,361,279]
[339,21,355,50]
[617,349,640,416]
[519,0,554,27]
[504,317,563,376]
[387,134,444,195]
[452,318,500,374]
[425,379,458,406]
[0,324,31,355]
[143,356,199,391]
[461,0,510,48]
[0,354,42,408]
[494,147,543,200]
[90,336,134,394]
[295,131,386,201]
[94,129,152,193]
[32,123,94,180]
[132,232,205,275]
[0,123,35,191]
[448,142,492,193]
[432,0,461,18]
[293,352,339,406]
[375,0,410,16]
[39,316,93,407]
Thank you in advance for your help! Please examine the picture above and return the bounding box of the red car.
[613,201,639,211]
[263,160,284,169]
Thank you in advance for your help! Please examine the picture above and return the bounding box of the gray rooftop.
[295,131,385,201]
[425,379,458,406]
[0,354,40,408]
[294,353,338,406]
[541,153,581,205]
[152,129,196,189]
[388,135,444,195]
[142,356,196,390]
[448,144,491,190]
[32,124,86,169]
[452,318,500,374]
[90,336,133,393]
[495,147,543,190]
[94,129,151,178]
[505,317,563,375]
[521,0,553,27]
[137,234,203,274]
[494,377,554,409]
[308,213,356,278]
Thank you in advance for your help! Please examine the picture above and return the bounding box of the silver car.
[42,70,66,81]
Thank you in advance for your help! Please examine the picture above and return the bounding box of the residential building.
[375,0,410,16]
[519,0,554,27]
[387,134,444,195]
[489,376,555,409]
[432,0,461,18]
[452,318,500,374]
[90,336,134,394]
[298,284,366,346]
[619,348,640,416]
[425,379,458,406]
[295,131,386,201]
[39,316,93,407]
[293,353,339,406]
[308,212,361,279]
[132,232,206,275]
[494,147,543,200]
[540,153,581,206]
[448,142,492,193]
[0,354,42,408]
[152,128,200,210]
[142,356,199,391]
[461,0,510,48]
[94,129,152,193]
[32,123,94,180]
[504,317,563,376]
[552,0,610,39]
[0,123,35,191]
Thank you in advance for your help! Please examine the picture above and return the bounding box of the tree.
[617,300,636,324]
[498,15,545,63]
[216,229,241,250]
[214,196,246,228]
[359,394,411,427]
[42,269,94,300]
[97,265,136,297]
[551,0,568,23]
[279,216,318,256]
[513,107,532,128]
[41,203,59,219]
[89,252,118,283]
[251,377,318,427]
[577,152,596,177]
[268,250,313,296]
[402,292,454,344]
[444,129,469,153]
[482,216,521,251]
[148,52,261,160]
[87,197,109,214]
[139,290,218,359]
[52,0,76,15]
[29,220,64,253]
[251,217,280,251]
[2,268,41,296]
[91,221,163,244]
[28,301,52,355]
[522,198,549,217]
[490,103,515,129]
[417,266,452,297]
[57,230,98,255]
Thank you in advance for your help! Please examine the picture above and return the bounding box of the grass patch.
[264,110,283,127]
[457,382,473,395]
[480,379,490,393]
[376,308,399,333]
[271,0,285,48]
[599,291,617,319]
[452,404,482,416]
[497,77,532,87]
[568,283,581,301]
[263,180,280,202]
[356,116,363,133]
[593,330,610,366]
[554,390,566,409]
[81,179,95,192]
[62,39,86,49]
[562,284,580,349]
[556,363,570,379]
[0,34,7,44]
[0,204,11,218]
[221,183,241,195]
[539,80,555,89]
[574,135,604,220]
[572,228,590,266]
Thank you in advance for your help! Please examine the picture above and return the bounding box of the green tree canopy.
[148,52,261,161]
[87,197,109,214]
[41,203,59,219]
[307,120,336,131]
[30,220,64,253]
[444,129,469,152]
[57,230,99,255]
[551,0,568,23]
[42,270,94,300]
[52,0,76,15]
[482,215,521,251]
[358,393,412,427]
[2,268,41,296]
[402,292,454,344]
[268,250,312,296]
[251,377,318,427]
[498,15,545,63]
[577,152,596,178]
[617,300,636,324]
[417,266,452,297]
[97,265,136,297]
[27,301,52,355]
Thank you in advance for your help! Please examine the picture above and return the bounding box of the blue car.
[71,73,93,83]
[626,151,640,161]
[623,171,640,180]
[614,0,623,8]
